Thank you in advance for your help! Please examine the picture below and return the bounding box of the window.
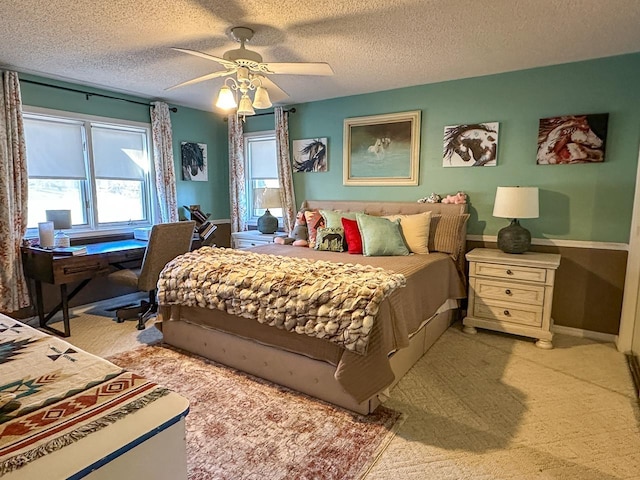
[244,131,282,225]
[23,108,154,235]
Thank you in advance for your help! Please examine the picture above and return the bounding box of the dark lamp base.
[257,209,278,234]
[497,219,531,254]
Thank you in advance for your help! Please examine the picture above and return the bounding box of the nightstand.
[231,230,280,249]
[463,248,561,349]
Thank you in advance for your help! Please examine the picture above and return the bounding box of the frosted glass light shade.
[215,86,237,110]
[252,86,272,109]
[237,94,255,116]
[493,187,539,219]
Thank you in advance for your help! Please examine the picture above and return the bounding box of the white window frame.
[243,130,282,227]
[23,106,156,239]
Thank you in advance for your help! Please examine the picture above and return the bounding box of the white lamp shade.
[215,86,237,110]
[493,187,539,219]
[46,209,72,229]
[252,86,272,109]
[254,187,282,209]
[237,93,255,116]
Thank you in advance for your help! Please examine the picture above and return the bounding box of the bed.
[0,313,189,480]
[158,200,469,414]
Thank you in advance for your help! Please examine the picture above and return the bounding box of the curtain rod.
[222,107,295,122]
[20,79,178,112]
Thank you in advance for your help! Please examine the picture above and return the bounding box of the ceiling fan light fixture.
[252,86,272,109]
[215,85,237,110]
[237,93,255,116]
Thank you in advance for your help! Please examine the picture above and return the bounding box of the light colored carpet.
[366,325,640,480]
[38,296,640,479]
[108,344,402,480]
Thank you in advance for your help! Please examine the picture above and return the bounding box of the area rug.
[107,343,404,480]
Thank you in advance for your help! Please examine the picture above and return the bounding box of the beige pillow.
[428,214,470,259]
[384,211,432,254]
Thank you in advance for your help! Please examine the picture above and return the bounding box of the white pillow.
[383,211,432,254]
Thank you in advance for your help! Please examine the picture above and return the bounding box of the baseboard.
[626,354,640,399]
[551,324,618,343]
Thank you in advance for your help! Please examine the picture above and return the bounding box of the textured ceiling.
[1,0,640,112]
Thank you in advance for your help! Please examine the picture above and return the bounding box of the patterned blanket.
[157,247,406,354]
[0,315,169,475]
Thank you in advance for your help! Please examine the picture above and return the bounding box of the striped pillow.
[428,214,470,259]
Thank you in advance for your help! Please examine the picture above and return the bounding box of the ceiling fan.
[168,26,334,116]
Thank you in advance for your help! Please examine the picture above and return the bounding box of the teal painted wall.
[18,73,229,221]
[245,53,640,244]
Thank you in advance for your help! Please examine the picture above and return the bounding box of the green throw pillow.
[315,227,346,252]
[320,209,360,229]
[356,213,410,257]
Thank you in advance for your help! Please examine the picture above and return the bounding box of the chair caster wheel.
[136,323,146,331]
[115,317,125,323]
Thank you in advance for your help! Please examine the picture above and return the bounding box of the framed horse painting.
[181,141,208,181]
[293,138,328,172]
[536,114,608,165]
[443,122,499,167]
[343,110,421,186]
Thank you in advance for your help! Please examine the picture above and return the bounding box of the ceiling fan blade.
[260,62,334,76]
[259,77,289,103]
[172,47,237,69]
[165,70,234,90]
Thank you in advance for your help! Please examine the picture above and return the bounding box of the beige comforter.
[161,245,466,402]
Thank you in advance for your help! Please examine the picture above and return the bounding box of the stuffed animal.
[274,209,309,247]
[441,191,468,204]
[417,192,442,204]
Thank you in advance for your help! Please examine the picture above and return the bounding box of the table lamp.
[46,209,72,248]
[492,186,539,254]
[254,187,281,234]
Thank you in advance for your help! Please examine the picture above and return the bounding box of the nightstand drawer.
[473,262,547,283]
[474,298,543,327]
[235,239,269,249]
[473,278,545,306]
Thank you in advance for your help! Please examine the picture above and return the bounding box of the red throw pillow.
[341,217,363,254]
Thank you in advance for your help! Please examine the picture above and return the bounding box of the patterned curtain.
[150,101,178,223]
[228,114,247,233]
[0,71,29,312]
[274,107,296,233]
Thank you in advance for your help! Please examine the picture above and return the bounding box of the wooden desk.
[21,239,147,337]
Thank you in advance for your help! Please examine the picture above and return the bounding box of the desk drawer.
[53,257,110,284]
[473,278,545,306]
[108,249,145,264]
[473,262,547,283]
[474,298,543,327]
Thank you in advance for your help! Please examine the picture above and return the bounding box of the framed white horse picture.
[343,110,421,186]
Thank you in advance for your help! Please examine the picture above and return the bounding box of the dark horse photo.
[181,142,207,181]
[293,139,327,172]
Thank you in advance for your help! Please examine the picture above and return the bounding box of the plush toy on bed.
[441,191,468,204]
[274,208,309,246]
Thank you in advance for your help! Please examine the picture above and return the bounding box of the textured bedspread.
[0,315,169,475]
[158,247,406,354]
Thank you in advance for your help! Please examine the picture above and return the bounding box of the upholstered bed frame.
[161,200,468,415]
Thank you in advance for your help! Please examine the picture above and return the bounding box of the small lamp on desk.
[493,186,539,254]
[45,209,72,248]
[254,187,281,234]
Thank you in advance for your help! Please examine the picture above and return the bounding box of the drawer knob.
[506,269,513,275]
[503,310,511,316]
[505,289,512,295]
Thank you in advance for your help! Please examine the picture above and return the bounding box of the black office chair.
[108,221,195,330]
